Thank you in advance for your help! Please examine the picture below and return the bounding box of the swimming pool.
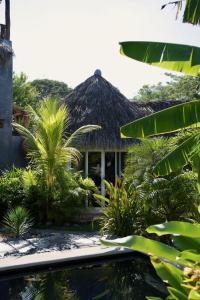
[0,254,166,299]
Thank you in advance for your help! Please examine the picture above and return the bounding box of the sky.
[3,0,200,98]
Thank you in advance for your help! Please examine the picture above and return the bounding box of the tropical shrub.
[22,169,97,225]
[124,138,173,187]
[102,219,200,299]
[124,139,200,227]
[13,98,100,223]
[136,172,199,224]
[3,206,33,238]
[0,168,26,220]
[94,179,142,237]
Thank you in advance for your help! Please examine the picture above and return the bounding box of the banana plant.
[101,219,200,299]
[119,0,200,187]
[120,101,200,189]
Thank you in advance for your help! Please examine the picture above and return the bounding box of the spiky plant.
[3,206,33,238]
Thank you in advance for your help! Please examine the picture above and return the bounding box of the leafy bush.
[136,171,200,225]
[124,138,200,227]
[3,206,33,238]
[94,179,142,237]
[124,138,174,187]
[0,168,26,219]
[22,169,97,225]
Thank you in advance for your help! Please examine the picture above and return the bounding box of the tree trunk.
[5,0,10,40]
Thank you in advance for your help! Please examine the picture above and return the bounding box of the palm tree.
[14,98,100,220]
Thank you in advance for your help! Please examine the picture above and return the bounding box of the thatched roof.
[0,39,12,64]
[65,71,143,151]
[133,100,183,116]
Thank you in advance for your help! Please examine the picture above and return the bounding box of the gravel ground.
[0,230,100,259]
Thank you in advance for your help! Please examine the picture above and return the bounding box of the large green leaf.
[151,257,185,293]
[147,221,200,238]
[120,100,200,138]
[183,0,200,25]
[178,250,200,264]
[120,41,200,76]
[153,134,198,175]
[172,236,200,252]
[168,287,188,300]
[101,235,180,262]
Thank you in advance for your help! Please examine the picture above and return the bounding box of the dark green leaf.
[120,100,200,138]
[120,41,200,76]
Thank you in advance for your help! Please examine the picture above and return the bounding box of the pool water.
[0,255,166,300]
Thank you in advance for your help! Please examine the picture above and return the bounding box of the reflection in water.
[0,256,166,300]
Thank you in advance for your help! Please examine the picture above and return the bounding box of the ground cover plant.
[3,206,33,238]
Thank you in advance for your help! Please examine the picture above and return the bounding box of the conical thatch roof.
[65,71,143,151]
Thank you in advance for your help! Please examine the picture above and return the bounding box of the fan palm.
[13,98,100,220]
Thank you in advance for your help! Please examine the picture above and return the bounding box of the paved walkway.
[0,230,100,259]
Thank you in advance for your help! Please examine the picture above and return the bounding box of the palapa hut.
[65,70,143,195]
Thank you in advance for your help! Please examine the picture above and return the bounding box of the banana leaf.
[120,100,200,138]
[153,134,198,175]
[120,41,200,76]
[151,257,185,293]
[147,221,200,238]
[172,236,200,252]
[182,0,200,25]
[168,287,188,300]
[101,235,179,262]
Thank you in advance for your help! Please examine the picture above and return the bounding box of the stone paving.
[0,230,100,259]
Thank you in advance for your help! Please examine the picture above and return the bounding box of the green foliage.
[124,138,199,227]
[94,179,141,237]
[124,138,172,187]
[120,41,200,76]
[31,79,72,100]
[119,4,200,184]
[121,100,200,194]
[0,168,26,219]
[137,172,199,223]
[134,73,200,103]
[102,219,200,299]
[162,0,200,26]
[13,73,39,108]
[13,98,100,223]
[3,206,33,238]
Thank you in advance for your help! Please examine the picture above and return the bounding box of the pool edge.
[0,246,133,274]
